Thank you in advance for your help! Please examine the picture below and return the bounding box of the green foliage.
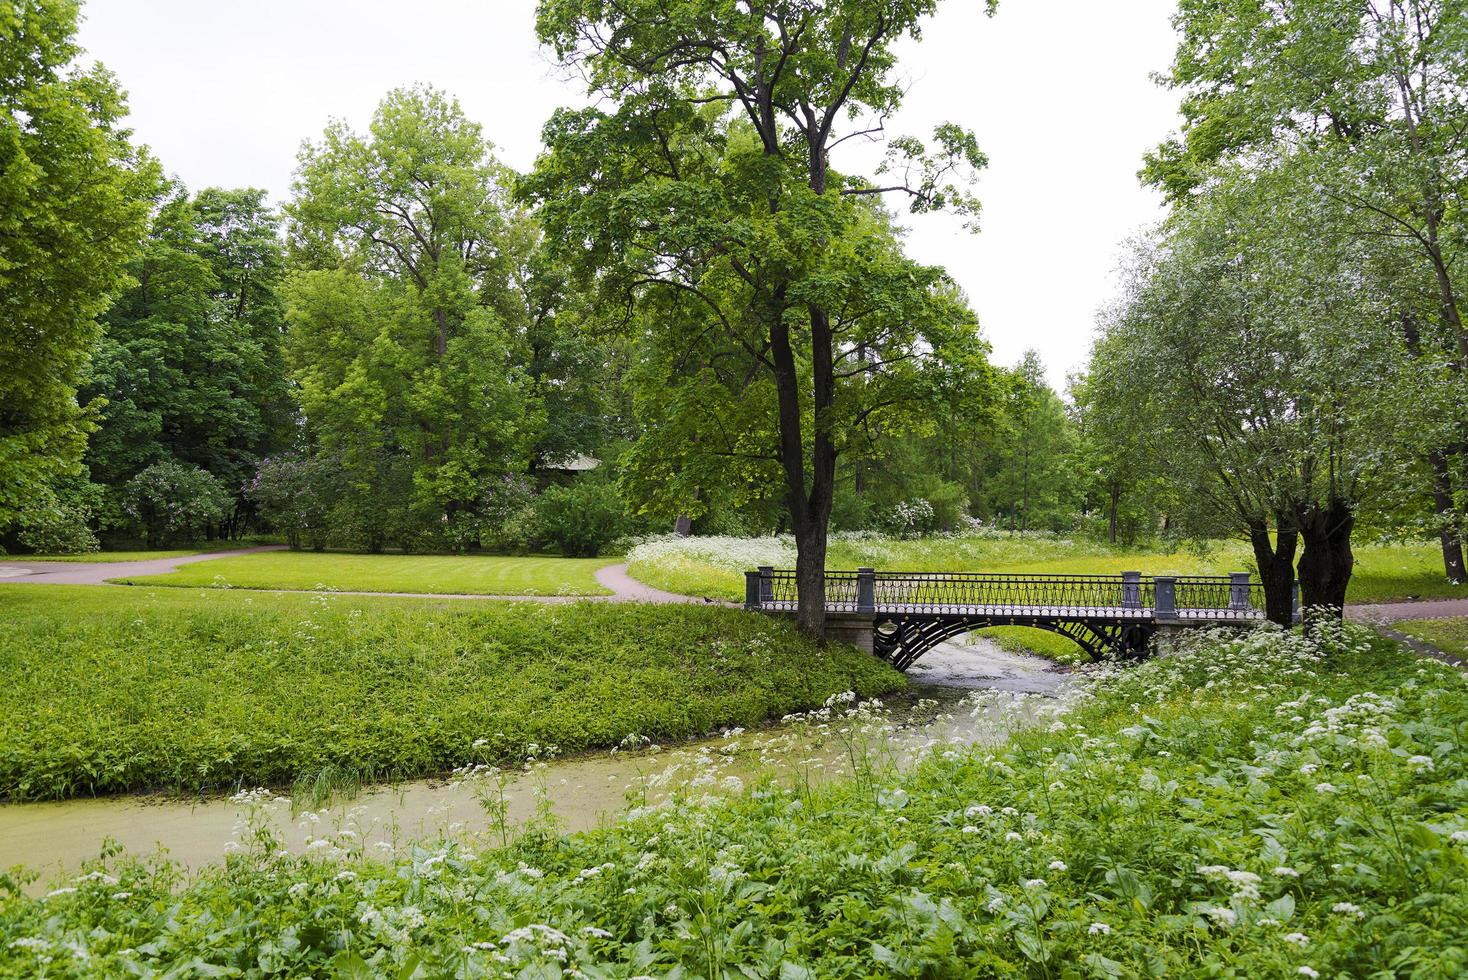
[533,477,630,558]
[3,624,1464,976]
[9,479,99,555]
[0,0,155,532]
[529,1,998,619]
[0,586,902,800]
[83,184,293,499]
[246,451,335,550]
[120,461,230,547]
[286,86,545,535]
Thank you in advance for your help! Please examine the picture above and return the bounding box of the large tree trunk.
[1297,496,1355,622]
[1248,516,1298,627]
[1399,314,1467,582]
[1428,450,1465,582]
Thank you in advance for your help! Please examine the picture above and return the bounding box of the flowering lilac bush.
[120,461,230,547]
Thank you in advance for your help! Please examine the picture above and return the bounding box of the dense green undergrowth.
[3,622,1464,976]
[0,586,900,801]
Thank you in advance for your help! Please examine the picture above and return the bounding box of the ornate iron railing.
[746,567,1269,621]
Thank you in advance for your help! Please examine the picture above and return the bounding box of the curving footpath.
[0,548,720,605]
[0,545,287,585]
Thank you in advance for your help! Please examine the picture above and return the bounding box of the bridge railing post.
[757,565,774,605]
[1122,571,1141,609]
[856,567,875,613]
[745,570,761,610]
[1154,576,1177,620]
[1229,572,1251,611]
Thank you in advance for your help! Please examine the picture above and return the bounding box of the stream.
[0,637,1071,888]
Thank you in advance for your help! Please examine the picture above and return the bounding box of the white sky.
[76,0,1182,390]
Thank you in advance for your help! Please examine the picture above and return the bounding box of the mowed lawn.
[0,585,901,801]
[115,551,618,596]
[626,534,1464,605]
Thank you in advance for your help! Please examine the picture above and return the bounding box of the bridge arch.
[872,614,1154,670]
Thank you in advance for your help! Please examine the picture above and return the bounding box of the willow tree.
[1093,169,1417,622]
[1146,0,1468,582]
[530,0,995,636]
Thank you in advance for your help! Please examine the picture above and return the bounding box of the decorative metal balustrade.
[744,567,1280,667]
[746,568,1267,620]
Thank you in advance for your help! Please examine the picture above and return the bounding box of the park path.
[0,550,719,605]
[5,547,1468,621]
[0,545,287,585]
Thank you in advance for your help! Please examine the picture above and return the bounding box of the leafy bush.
[0,586,901,800]
[12,483,99,555]
[3,624,1465,976]
[533,477,629,557]
[120,461,230,547]
[878,496,937,537]
[246,451,335,550]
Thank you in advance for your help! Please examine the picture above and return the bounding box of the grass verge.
[0,585,901,801]
[1394,617,1468,660]
[113,551,617,595]
[2,623,1463,975]
[626,532,1465,605]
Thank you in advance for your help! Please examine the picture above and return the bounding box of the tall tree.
[287,85,541,546]
[531,0,995,635]
[0,0,154,533]
[1093,169,1417,621]
[83,184,292,524]
[1146,0,1468,581]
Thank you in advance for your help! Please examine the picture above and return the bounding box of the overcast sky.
[76,0,1183,390]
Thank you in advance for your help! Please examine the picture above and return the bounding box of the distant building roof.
[541,453,601,472]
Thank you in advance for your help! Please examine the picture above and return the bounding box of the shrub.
[120,461,230,547]
[12,482,100,554]
[878,496,938,537]
[534,477,629,557]
[246,451,335,550]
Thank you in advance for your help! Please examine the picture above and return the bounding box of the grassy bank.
[1396,617,1468,661]
[2,624,1463,975]
[0,586,900,801]
[115,551,617,595]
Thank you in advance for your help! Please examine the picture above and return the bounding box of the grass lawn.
[628,532,1465,606]
[0,585,901,801]
[114,550,618,596]
[4,619,1463,975]
[1394,617,1468,660]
